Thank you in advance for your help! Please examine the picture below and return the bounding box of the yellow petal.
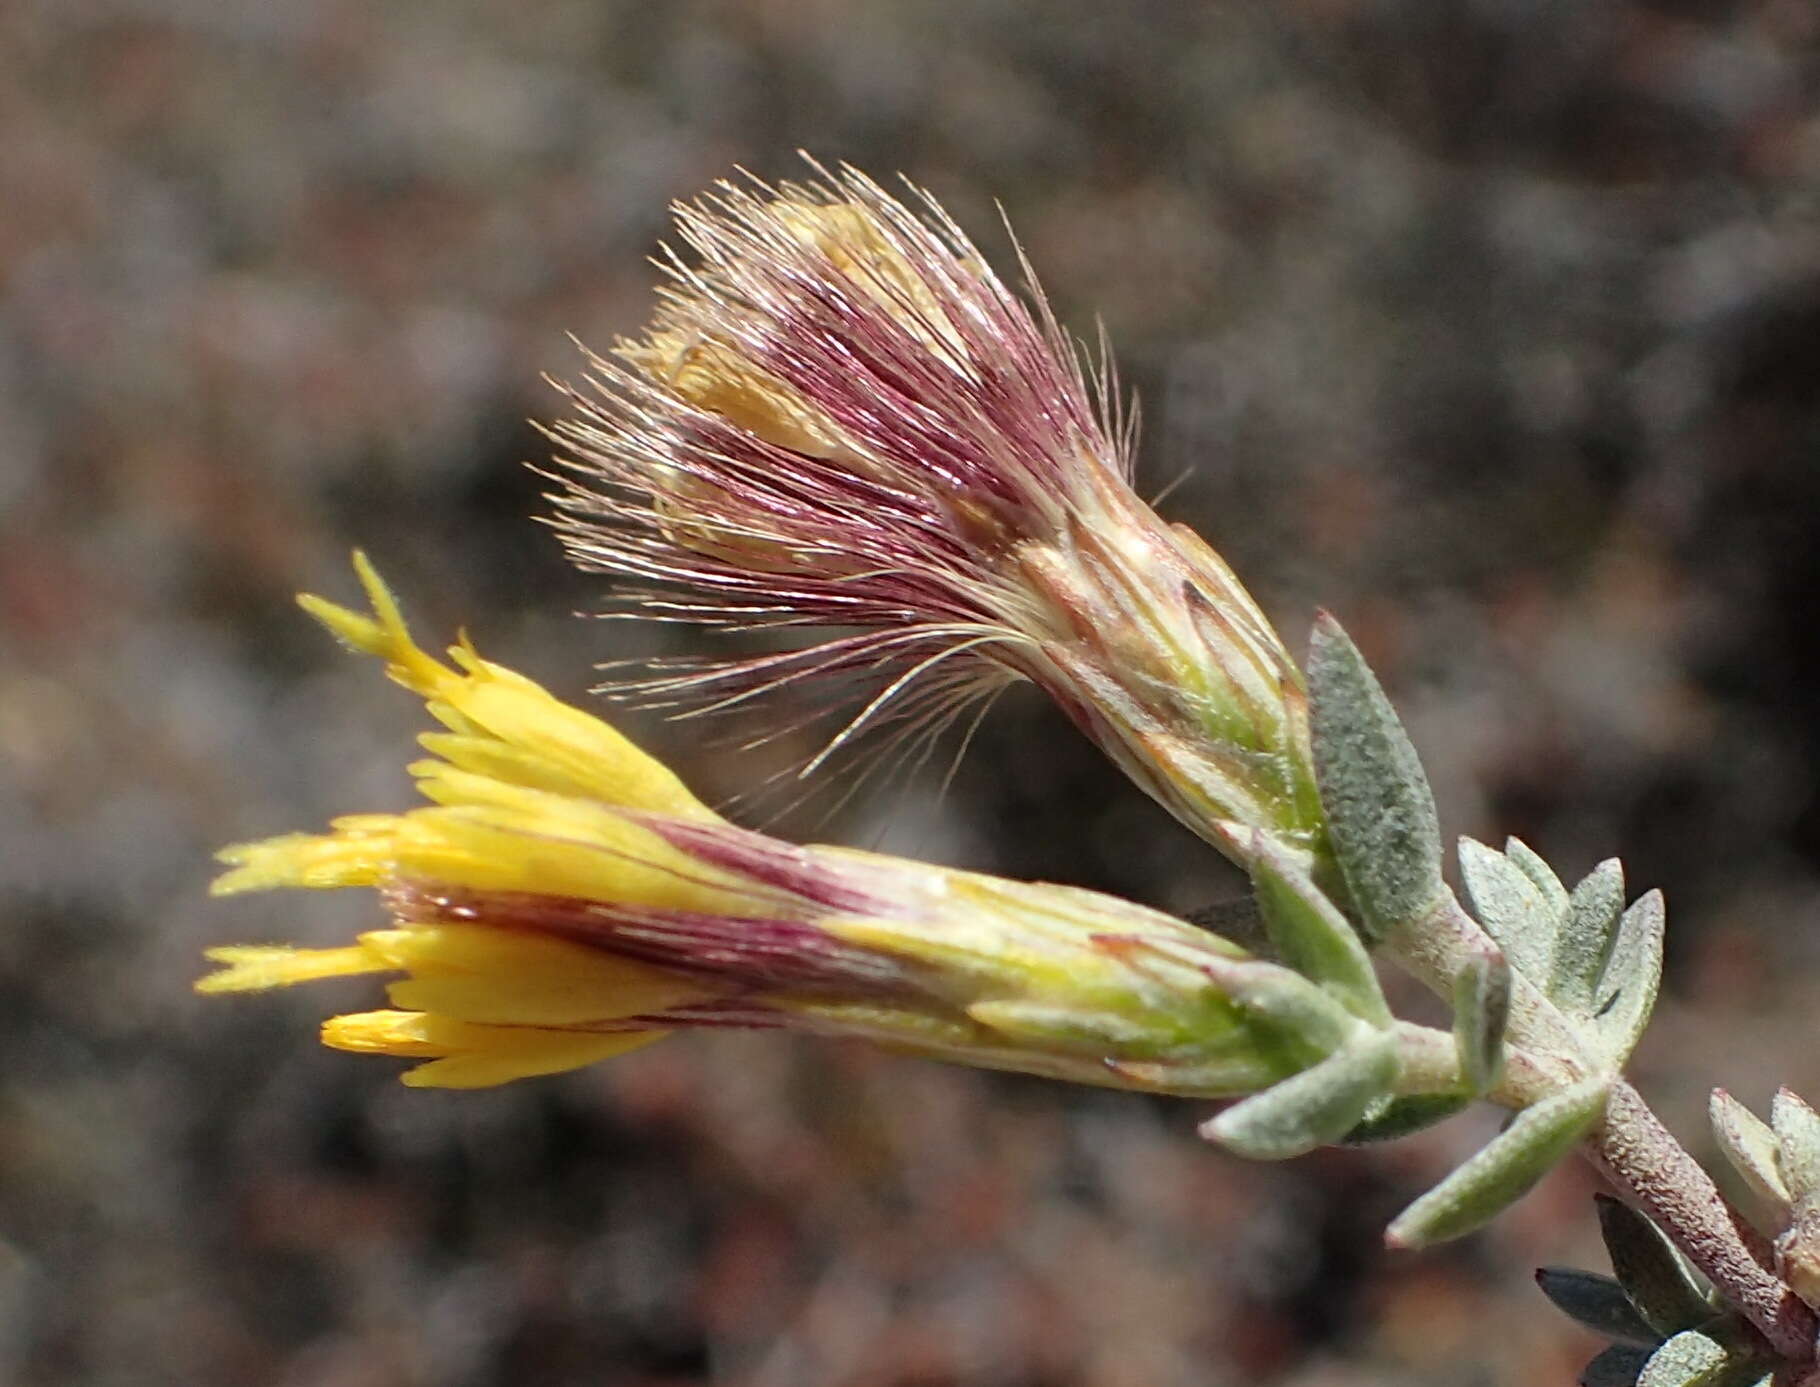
[399,1034,662,1089]
[385,974,697,1027]
[361,923,708,1025]
[384,804,779,917]
[415,730,622,806]
[321,1009,667,1087]
[437,648,717,819]
[196,943,392,993]
[296,551,448,695]
[321,1008,448,1055]
[300,552,717,820]
[210,822,399,895]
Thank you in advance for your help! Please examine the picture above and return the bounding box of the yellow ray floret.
[200,924,708,1087]
[301,552,718,821]
[209,555,792,913]
[322,1011,666,1088]
[212,795,788,918]
[365,924,707,1026]
[197,554,782,1086]
[199,923,710,1018]
[196,943,392,992]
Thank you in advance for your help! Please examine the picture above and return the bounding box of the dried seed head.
[547,160,1325,862]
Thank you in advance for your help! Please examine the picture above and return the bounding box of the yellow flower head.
[202,558,1349,1093]
[199,554,751,1084]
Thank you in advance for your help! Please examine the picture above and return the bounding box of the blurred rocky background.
[4,1,1819,1383]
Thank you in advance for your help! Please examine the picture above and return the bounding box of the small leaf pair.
[1711,1088,1820,1310]
[1458,839,1664,1070]
[1197,838,1399,1161]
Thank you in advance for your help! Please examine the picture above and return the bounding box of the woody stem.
[1389,894,1814,1362]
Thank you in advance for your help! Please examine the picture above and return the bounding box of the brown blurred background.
[5,2,1820,1383]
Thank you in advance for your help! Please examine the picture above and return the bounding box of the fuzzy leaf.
[1459,837,1555,980]
[1537,1267,1661,1348]
[1197,955,1355,1061]
[1247,834,1389,1025]
[1340,1090,1473,1144]
[1307,614,1445,942]
[1554,858,1624,1016]
[1453,947,1511,1097]
[1709,1089,1792,1223]
[1772,1089,1820,1199]
[1596,1196,1716,1336]
[1386,1077,1610,1248]
[1636,1330,1732,1387]
[1200,1028,1400,1160]
[1507,836,1570,921]
[1582,1345,1652,1387]
[1593,890,1664,1065]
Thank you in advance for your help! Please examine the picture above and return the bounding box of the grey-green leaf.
[1582,1345,1652,1387]
[1198,955,1355,1061]
[1772,1089,1820,1200]
[1386,1077,1610,1248]
[1636,1330,1731,1387]
[1247,834,1390,1025]
[1596,1195,1716,1336]
[1709,1089,1792,1223]
[1459,836,1555,980]
[1453,947,1511,1096]
[1200,1028,1400,1160]
[1507,836,1570,920]
[1340,1090,1473,1144]
[1537,1267,1662,1347]
[1307,614,1445,942]
[1594,890,1665,1066]
[1555,858,1625,1016]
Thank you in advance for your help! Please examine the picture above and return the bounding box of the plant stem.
[1388,893,1817,1362]
[1389,1021,1555,1106]
[1388,893,1578,1060]
[1589,1081,1815,1362]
